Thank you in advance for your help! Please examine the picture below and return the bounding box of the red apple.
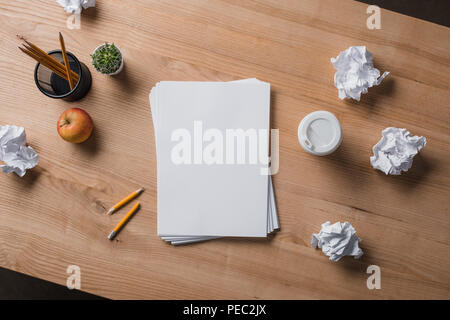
[57,108,93,143]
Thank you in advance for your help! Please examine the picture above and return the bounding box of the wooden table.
[0,0,449,299]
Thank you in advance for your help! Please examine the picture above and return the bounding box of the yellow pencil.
[107,187,144,215]
[59,32,75,90]
[108,202,140,240]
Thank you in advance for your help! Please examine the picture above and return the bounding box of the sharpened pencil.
[59,32,75,90]
[108,202,140,240]
[19,46,70,81]
[19,41,80,83]
[107,187,145,215]
[23,40,79,81]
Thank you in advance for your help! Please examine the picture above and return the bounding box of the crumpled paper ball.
[370,127,426,175]
[331,46,389,101]
[0,125,39,177]
[312,221,363,262]
[56,0,95,14]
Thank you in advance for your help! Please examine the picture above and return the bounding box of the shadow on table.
[111,62,139,96]
[375,153,435,191]
[82,6,98,24]
[334,245,381,277]
[315,141,368,193]
[76,126,101,157]
[344,76,396,109]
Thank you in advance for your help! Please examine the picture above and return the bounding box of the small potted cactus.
[91,43,123,75]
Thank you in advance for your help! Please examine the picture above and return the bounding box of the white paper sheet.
[155,81,269,237]
[149,79,279,244]
[161,175,278,245]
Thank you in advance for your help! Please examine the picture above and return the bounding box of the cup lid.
[298,111,342,156]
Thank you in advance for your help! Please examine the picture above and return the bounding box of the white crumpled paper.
[331,46,389,101]
[370,127,426,175]
[0,125,38,177]
[56,0,95,14]
[312,221,363,262]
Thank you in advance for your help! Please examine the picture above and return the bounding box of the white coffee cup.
[298,111,342,156]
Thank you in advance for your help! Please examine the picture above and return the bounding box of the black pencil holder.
[34,50,92,101]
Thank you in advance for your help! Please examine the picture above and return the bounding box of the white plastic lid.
[298,111,342,156]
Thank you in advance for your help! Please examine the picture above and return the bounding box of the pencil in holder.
[34,50,91,101]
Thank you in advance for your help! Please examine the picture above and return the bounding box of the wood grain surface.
[0,0,449,299]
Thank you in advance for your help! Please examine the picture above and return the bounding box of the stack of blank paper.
[149,79,279,245]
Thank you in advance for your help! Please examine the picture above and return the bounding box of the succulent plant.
[91,43,122,74]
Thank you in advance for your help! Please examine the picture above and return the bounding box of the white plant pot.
[92,44,124,76]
